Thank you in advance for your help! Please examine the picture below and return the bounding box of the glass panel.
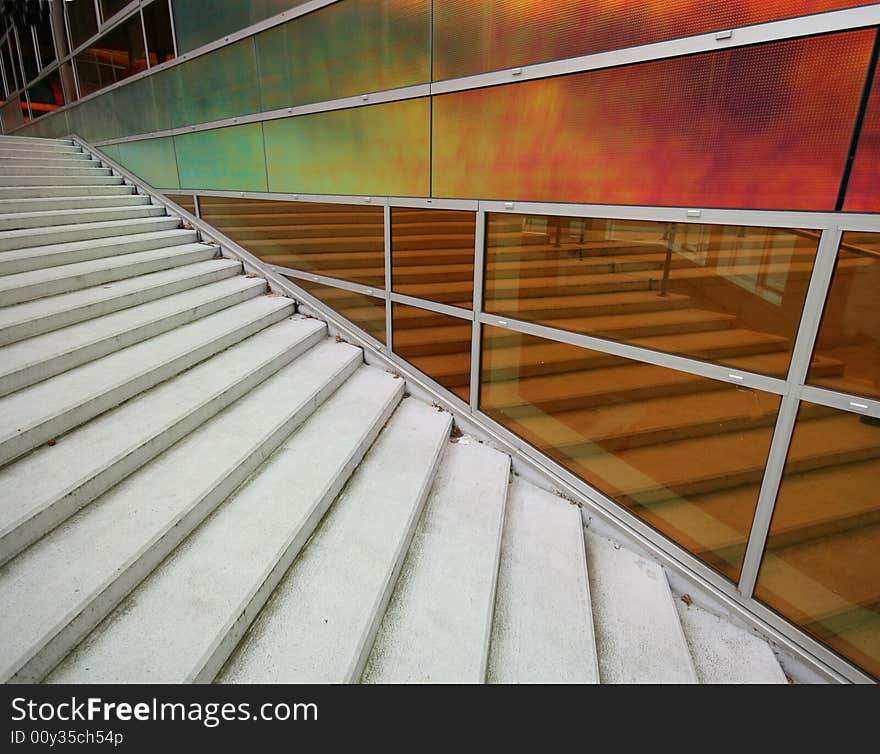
[198,196,385,287]
[143,0,176,67]
[35,14,56,68]
[393,303,471,401]
[391,208,475,308]
[0,40,12,95]
[67,94,118,142]
[433,31,873,211]
[8,29,21,91]
[168,38,260,128]
[19,28,39,85]
[0,95,25,132]
[485,214,819,378]
[111,72,171,136]
[755,402,880,679]
[115,137,179,188]
[99,1,132,23]
[66,0,100,50]
[264,99,430,197]
[170,0,252,54]
[291,277,387,344]
[26,71,64,120]
[173,123,267,191]
[480,326,781,580]
[256,0,429,110]
[251,1,312,24]
[166,193,196,215]
[434,1,876,80]
[74,13,147,96]
[808,232,880,399]
[845,67,880,213]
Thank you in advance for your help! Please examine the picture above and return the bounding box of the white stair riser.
[0,185,133,200]
[0,322,326,567]
[0,217,179,253]
[0,195,150,214]
[0,176,124,187]
[0,243,213,306]
[0,299,294,468]
[0,136,73,147]
[0,156,95,167]
[0,206,163,232]
[0,282,267,399]
[0,165,110,177]
[0,260,237,346]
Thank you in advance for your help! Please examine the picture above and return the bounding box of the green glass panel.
[174,123,267,191]
[116,137,180,188]
[264,99,430,196]
[169,38,261,128]
[251,1,312,25]
[99,143,120,162]
[67,96,118,143]
[257,0,430,110]
[112,74,171,137]
[170,0,252,54]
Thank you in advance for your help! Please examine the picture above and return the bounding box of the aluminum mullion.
[139,8,150,69]
[387,196,478,211]
[799,385,880,417]
[170,188,389,207]
[384,204,393,351]
[389,292,472,321]
[737,228,843,599]
[270,265,387,300]
[192,193,200,219]
[166,0,178,58]
[469,209,486,412]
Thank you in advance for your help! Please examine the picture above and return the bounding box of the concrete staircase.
[0,134,790,684]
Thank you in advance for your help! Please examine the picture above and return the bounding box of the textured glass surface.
[116,137,179,188]
[264,99,430,196]
[198,196,385,287]
[26,71,64,120]
[434,0,877,80]
[67,92,118,142]
[391,208,476,308]
[174,123,267,191]
[481,326,780,580]
[168,38,260,128]
[256,0,430,110]
[170,0,252,54]
[99,1,131,23]
[66,0,99,49]
[0,37,16,92]
[845,67,880,213]
[0,95,24,132]
[484,214,820,377]
[808,232,880,399]
[143,0,176,67]
[20,26,38,84]
[393,303,472,401]
[291,277,387,344]
[99,142,120,162]
[111,73,171,136]
[433,31,873,210]
[35,13,56,68]
[755,402,880,679]
[166,193,196,215]
[74,13,147,96]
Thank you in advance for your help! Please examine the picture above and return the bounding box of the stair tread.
[488,480,600,683]
[585,530,698,683]
[47,349,399,684]
[0,336,359,683]
[221,398,452,683]
[0,195,151,214]
[0,275,266,387]
[0,258,239,338]
[675,601,787,684]
[0,317,326,565]
[0,296,293,465]
[364,441,510,684]
[0,205,163,230]
[0,216,177,251]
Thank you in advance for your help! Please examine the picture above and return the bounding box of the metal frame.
[74,135,878,684]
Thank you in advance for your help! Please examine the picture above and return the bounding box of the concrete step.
[0,136,73,147]
[0,153,92,165]
[220,398,452,683]
[0,185,133,200]
[0,175,124,187]
[0,164,111,177]
[0,215,176,252]
[0,316,326,565]
[585,530,698,683]
[0,242,215,306]
[0,194,151,215]
[0,258,239,346]
[49,361,404,683]
[363,441,510,683]
[675,600,787,684]
[488,480,599,683]
[0,204,164,232]
[0,275,268,397]
[0,228,200,276]
[0,335,357,683]
[0,147,86,160]
[0,295,294,467]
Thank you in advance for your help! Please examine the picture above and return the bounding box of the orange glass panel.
[434,0,876,80]
[808,232,880,399]
[485,214,820,377]
[292,278,387,345]
[74,13,147,97]
[391,208,476,308]
[433,31,874,211]
[392,303,471,402]
[199,196,385,287]
[755,402,880,679]
[845,69,880,213]
[166,194,195,215]
[480,326,781,580]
